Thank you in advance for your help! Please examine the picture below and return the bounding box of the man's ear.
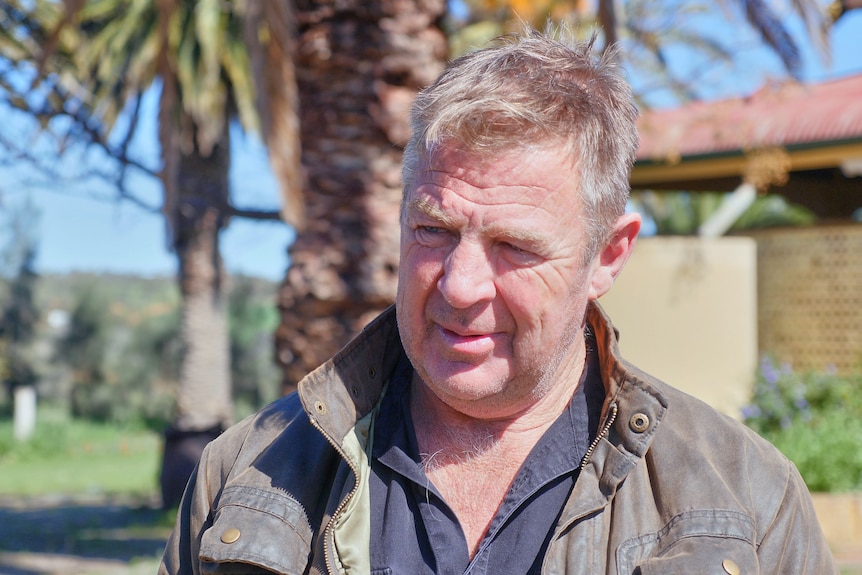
[588,212,642,300]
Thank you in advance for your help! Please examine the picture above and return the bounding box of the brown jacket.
[159,303,837,575]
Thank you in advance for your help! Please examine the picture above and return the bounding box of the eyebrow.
[405,196,547,246]
[405,197,458,228]
[497,226,547,246]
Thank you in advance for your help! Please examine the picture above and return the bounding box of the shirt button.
[221,527,241,544]
[722,558,741,575]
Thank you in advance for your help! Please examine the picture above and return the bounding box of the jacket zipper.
[307,414,361,575]
[580,402,618,472]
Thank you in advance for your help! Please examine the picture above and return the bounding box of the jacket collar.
[298,302,667,470]
[297,306,403,450]
[587,300,668,447]
[561,301,668,524]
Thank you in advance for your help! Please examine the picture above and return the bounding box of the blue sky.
[2,91,295,281]
[2,8,861,282]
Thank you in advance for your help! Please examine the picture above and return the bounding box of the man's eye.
[501,241,533,255]
[416,225,447,238]
[501,242,542,264]
[415,225,449,243]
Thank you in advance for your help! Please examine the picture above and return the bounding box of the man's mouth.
[436,324,498,356]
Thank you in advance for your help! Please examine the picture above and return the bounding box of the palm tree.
[0,0,301,507]
[275,0,449,391]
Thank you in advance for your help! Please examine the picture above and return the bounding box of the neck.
[408,341,587,558]
[409,336,587,467]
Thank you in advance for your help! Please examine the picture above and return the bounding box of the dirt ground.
[0,494,171,575]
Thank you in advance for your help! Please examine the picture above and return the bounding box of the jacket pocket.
[200,485,315,575]
[617,509,759,575]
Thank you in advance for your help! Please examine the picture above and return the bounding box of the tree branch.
[226,206,284,221]
[1,70,286,225]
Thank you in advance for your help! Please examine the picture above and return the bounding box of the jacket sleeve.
[756,459,838,574]
[159,444,216,575]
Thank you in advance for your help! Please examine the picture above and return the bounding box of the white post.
[13,385,37,441]
[698,182,757,238]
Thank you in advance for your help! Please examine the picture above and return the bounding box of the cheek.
[397,245,442,302]
[498,269,585,331]
[497,267,566,312]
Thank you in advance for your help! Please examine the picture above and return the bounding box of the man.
[160,27,836,575]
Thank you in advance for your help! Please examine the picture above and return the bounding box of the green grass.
[0,407,172,574]
[0,406,161,496]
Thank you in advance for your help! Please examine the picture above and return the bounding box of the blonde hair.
[402,26,639,259]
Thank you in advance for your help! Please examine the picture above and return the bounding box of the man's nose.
[437,240,496,308]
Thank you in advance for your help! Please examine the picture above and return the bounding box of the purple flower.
[760,357,780,386]
[741,405,762,420]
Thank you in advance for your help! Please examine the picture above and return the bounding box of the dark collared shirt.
[369,340,604,575]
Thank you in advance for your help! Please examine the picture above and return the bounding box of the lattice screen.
[752,225,862,373]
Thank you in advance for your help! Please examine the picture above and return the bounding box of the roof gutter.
[631,140,862,190]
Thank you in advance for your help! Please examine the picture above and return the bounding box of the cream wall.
[598,236,758,418]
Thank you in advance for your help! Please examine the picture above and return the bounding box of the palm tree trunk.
[159,131,233,509]
[174,215,232,432]
[276,0,448,394]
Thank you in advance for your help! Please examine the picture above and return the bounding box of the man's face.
[396,144,600,420]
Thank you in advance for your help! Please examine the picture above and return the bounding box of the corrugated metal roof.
[636,73,862,163]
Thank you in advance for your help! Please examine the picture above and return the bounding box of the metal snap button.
[221,527,241,544]
[629,413,650,433]
[314,401,327,415]
[722,558,740,575]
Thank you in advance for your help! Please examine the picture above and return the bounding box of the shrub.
[742,356,862,492]
[50,275,280,428]
[54,282,177,429]
[229,276,281,414]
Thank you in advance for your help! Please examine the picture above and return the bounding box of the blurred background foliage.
[743,356,862,492]
[0,263,280,431]
[0,198,41,402]
[631,191,818,235]
[31,274,280,430]
[0,198,279,431]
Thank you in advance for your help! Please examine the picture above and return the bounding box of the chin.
[423,365,510,401]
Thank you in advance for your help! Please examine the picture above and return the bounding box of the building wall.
[599,236,758,418]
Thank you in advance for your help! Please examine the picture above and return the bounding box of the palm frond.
[221,37,257,134]
[790,0,831,62]
[191,0,225,153]
[242,1,302,227]
[739,0,802,76]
